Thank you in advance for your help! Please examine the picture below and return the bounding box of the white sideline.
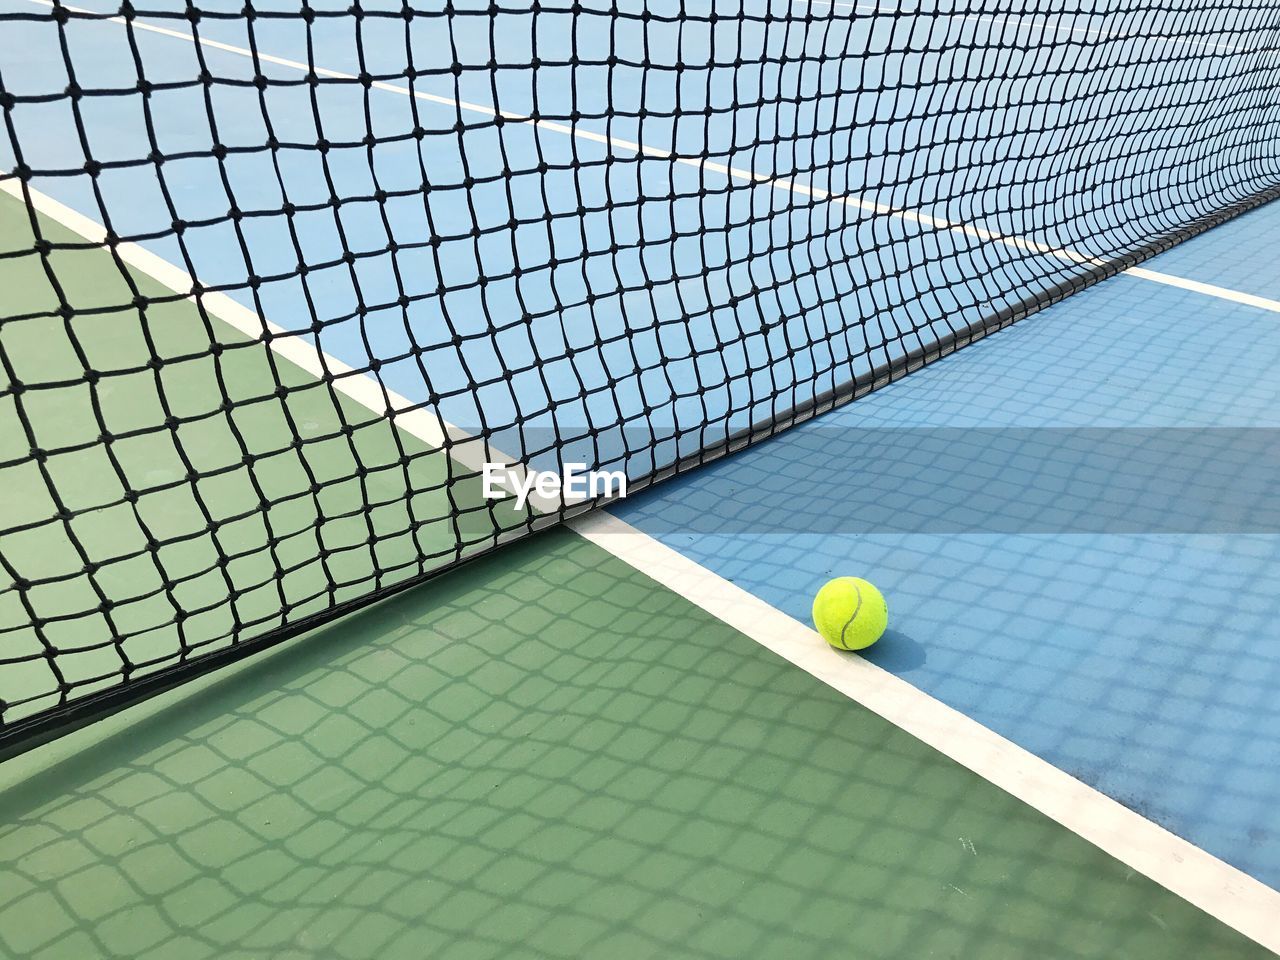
[571,509,1280,953]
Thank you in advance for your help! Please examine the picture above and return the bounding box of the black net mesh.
[2,0,1280,752]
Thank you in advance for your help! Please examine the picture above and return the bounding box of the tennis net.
[2,0,1279,753]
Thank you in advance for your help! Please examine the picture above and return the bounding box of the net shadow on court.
[0,529,1265,960]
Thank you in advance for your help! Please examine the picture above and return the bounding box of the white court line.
[0,178,565,516]
[23,0,1280,317]
[6,13,1280,948]
[10,174,1280,951]
[1127,266,1280,314]
[10,167,1280,957]
[571,509,1280,953]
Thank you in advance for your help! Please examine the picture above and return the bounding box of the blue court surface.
[3,0,1275,474]
[3,0,1280,953]
[4,0,1278,879]
[615,200,1280,888]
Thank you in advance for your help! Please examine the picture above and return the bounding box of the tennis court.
[2,0,1279,956]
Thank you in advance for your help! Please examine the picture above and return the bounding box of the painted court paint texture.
[0,531,1268,959]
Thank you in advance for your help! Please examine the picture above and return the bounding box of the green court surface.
[0,528,1268,960]
[0,79,1273,960]
[0,145,1273,960]
[0,191,527,725]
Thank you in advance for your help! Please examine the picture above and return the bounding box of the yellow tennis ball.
[812,577,888,651]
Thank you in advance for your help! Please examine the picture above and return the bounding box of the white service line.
[28,0,1274,315]
[0,178,565,515]
[570,508,1280,954]
[1127,266,1280,314]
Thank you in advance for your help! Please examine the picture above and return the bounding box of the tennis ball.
[812,577,887,651]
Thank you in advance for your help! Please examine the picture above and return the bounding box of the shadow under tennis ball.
[856,628,927,673]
